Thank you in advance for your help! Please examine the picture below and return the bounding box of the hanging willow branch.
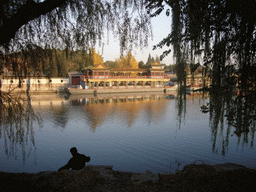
[146,0,256,93]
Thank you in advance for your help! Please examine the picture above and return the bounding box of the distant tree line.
[0,47,103,79]
[1,47,171,79]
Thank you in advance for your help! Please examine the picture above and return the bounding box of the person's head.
[70,147,77,156]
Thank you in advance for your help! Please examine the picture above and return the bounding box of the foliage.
[146,53,155,66]
[138,61,146,69]
[0,92,42,163]
[164,64,176,72]
[146,0,256,92]
[207,89,256,155]
[115,52,138,69]
[0,0,152,77]
[145,53,162,66]
[1,47,104,78]
[91,48,103,66]
[104,60,118,69]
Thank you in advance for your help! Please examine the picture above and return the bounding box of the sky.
[100,11,174,65]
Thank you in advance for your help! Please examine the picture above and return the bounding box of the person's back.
[68,152,90,170]
[58,147,90,171]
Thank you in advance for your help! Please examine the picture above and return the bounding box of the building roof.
[151,62,165,66]
[68,71,83,75]
[84,64,110,71]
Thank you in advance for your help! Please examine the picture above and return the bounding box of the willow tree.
[0,0,152,161]
[0,0,152,78]
[146,0,256,151]
[146,0,256,93]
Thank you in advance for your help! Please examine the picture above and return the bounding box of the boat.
[67,84,178,95]
[67,62,178,95]
[186,84,204,92]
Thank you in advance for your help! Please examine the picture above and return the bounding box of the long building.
[68,62,176,94]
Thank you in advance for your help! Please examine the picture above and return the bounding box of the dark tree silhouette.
[0,0,152,77]
[146,0,256,92]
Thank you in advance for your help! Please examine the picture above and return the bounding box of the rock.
[182,164,216,174]
[86,165,117,181]
[214,163,248,172]
[130,170,159,185]
[181,163,249,175]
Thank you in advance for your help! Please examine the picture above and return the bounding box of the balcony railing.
[80,75,169,81]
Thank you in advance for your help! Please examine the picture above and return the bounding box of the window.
[72,77,80,85]
[98,72,104,76]
[61,80,63,82]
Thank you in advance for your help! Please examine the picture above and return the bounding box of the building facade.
[69,62,170,89]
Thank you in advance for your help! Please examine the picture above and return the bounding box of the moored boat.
[68,84,178,95]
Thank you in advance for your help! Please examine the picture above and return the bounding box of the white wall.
[1,77,69,85]
[1,77,70,92]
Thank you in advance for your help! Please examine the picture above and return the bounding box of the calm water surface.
[1,92,255,173]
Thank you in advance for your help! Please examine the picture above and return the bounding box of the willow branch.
[0,0,67,46]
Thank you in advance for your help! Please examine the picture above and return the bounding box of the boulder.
[130,170,159,184]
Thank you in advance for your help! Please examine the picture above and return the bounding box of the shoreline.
[1,163,255,192]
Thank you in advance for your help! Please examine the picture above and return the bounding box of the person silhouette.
[58,147,90,171]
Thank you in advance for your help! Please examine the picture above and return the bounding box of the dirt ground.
[1,163,256,192]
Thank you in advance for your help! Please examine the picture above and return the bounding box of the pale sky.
[100,11,174,65]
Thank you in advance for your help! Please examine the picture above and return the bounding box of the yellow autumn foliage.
[92,48,103,66]
[115,52,138,69]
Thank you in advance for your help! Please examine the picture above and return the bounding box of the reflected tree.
[51,103,69,130]
[207,89,256,155]
[0,92,42,163]
[146,0,256,155]
[226,94,256,147]
[176,90,186,129]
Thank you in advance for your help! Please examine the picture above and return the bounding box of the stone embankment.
[1,163,255,191]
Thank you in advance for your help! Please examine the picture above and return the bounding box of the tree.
[146,0,256,92]
[138,61,146,69]
[91,48,103,66]
[0,0,152,78]
[104,60,117,69]
[115,52,138,69]
[155,55,161,64]
[146,53,154,66]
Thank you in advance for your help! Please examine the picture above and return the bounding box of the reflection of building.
[69,93,174,131]
[68,62,170,90]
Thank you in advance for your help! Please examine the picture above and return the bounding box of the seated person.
[58,147,90,171]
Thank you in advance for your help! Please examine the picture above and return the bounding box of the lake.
[0,91,255,174]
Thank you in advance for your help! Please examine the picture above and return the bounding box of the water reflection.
[50,102,69,130]
[201,89,256,155]
[0,92,41,164]
[1,90,256,172]
[175,88,256,156]
[176,91,187,129]
[68,93,176,131]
